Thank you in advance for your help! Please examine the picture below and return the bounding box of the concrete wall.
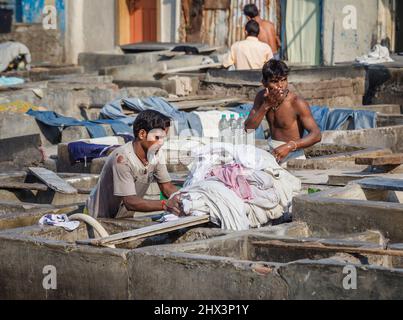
[0,0,66,64]
[82,0,116,53]
[322,0,379,65]
[65,0,118,64]
[0,23,64,64]
[321,125,403,153]
[202,67,366,106]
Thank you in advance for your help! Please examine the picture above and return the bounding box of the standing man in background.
[243,3,281,60]
[223,20,273,70]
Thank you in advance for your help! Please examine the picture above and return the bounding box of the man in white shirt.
[223,20,273,70]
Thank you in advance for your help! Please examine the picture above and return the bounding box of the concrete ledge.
[0,134,42,171]
[288,145,392,170]
[101,55,209,81]
[203,65,368,108]
[206,65,366,84]
[321,125,403,153]
[293,183,403,242]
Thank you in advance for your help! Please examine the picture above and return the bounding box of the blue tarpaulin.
[101,97,203,136]
[310,106,377,131]
[26,109,132,138]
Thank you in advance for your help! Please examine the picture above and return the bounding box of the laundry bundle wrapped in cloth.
[166,143,301,231]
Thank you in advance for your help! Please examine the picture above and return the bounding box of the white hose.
[69,214,115,248]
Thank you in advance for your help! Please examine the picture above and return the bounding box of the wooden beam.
[172,97,244,109]
[155,63,223,75]
[0,181,91,194]
[166,95,214,102]
[327,174,370,186]
[357,177,403,191]
[355,153,403,166]
[252,240,403,257]
[0,182,48,191]
[28,167,77,195]
[76,215,210,247]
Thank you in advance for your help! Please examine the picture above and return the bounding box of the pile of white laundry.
[0,41,32,72]
[355,44,394,65]
[164,143,301,231]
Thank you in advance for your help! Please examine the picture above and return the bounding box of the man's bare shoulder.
[261,19,275,29]
[289,92,310,112]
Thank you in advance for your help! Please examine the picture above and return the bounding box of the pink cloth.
[207,164,253,200]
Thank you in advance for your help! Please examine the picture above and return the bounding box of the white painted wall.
[65,0,84,64]
[322,0,379,65]
[160,0,180,42]
[65,0,117,64]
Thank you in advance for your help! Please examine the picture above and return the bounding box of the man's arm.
[122,191,181,215]
[122,195,165,212]
[293,98,322,149]
[159,182,178,199]
[159,182,182,215]
[245,90,268,130]
[272,97,321,162]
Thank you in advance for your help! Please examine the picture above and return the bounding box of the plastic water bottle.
[245,111,254,145]
[229,114,237,144]
[235,113,245,145]
[218,114,230,143]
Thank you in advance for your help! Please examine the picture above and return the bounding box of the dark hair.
[262,59,290,83]
[243,4,259,18]
[245,20,260,37]
[132,110,171,138]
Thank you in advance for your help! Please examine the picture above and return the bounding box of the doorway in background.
[129,0,157,43]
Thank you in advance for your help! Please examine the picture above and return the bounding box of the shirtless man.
[244,4,281,60]
[245,59,322,164]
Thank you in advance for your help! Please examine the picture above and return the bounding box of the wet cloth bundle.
[171,143,301,231]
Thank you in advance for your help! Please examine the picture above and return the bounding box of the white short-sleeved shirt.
[223,36,273,70]
[87,142,171,218]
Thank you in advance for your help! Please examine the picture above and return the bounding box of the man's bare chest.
[266,105,297,129]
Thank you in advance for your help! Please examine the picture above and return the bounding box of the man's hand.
[264,87,287,109]
[165,194,183,216]
[272,143,293,163]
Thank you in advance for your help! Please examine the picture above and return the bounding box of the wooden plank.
[28,167,77,195]
[327,174,371,186]
[355,153,403,166]
[252,240,403,258]
[204,0,231,10]
[172,97,243,109]
[156,63,223,75]
[357,177,403,191]
[166,95,216,102]
[0,182,48,191]
[76,215,210,247]
[328,173,403,186]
